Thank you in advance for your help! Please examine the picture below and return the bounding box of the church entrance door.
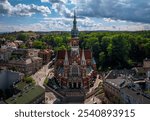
[69,82,72,89]
[73,82,77,89]
[78,82,81,89]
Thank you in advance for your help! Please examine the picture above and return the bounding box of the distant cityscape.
[0,11,150,104]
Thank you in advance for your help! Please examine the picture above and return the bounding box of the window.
[72,66,79,77]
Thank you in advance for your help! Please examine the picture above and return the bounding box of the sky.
[0,0,150,32]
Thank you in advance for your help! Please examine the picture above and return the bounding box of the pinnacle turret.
[64,50,69,65]
[81,49,86,65]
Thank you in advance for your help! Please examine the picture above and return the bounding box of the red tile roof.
[85,50,92,59]
[57,50,66,59]
[80,49,92,59]
[57,49,92,60]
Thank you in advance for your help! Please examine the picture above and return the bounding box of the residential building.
[103,69,150,104]
[27,49,40,57]
[0,48,12,62]
[103,77,127,103]
[2,42,18,49]
[133,58,150,80]
[8,57,42,75]
[121,82,150,104]
[143,58,150,69]
[11,49,40,59]
[14,40,23,46]
[38,49,52,64]
[143,58,150,78]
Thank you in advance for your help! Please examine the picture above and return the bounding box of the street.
[31,61,54,88]
[85,75,103,104]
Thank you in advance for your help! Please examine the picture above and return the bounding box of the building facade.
[103,70,150,104]
[143,58,150,78]
[38,49,52,64]
[0,49,12,62]
[8,57,42,75]
[54,11,97,90]
[143,58,150,69]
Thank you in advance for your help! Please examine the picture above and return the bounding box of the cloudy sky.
[0,0,150,32]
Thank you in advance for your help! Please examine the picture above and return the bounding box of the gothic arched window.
[72,66,79,77]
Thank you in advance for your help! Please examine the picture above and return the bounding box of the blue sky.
[0,0,150,32]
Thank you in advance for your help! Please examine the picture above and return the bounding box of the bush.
[23,76,35,84]
[44,78,49,85]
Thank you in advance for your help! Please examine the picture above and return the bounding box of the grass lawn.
[16,81,27,90]
[5,81,45,104]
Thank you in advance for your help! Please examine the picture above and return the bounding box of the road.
[84,96,102,104]
[45,92,57,104]
[31,61,54,88]
[84,75,103,104]
[87,75,102,95]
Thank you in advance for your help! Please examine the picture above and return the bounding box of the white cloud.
[103,18,116,23]
[0,0,150,32]
[41,0,49,2]
[41,0,73,17]
[76,0,150,23]
[41,0,69,4]
[0,0,51,16]
[52,3,72,17]
[0,23,49,32]
[43,17,103,31]
[13,4,51,16]
[1,17,150,32]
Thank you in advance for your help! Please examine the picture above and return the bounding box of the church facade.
[54,11,97,90]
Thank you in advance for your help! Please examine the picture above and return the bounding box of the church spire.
[73,10,77,30]
[64,50,69,65]
[71,10,79,38]
[81,49,86,65]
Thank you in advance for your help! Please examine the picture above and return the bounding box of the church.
[54,11,97,91]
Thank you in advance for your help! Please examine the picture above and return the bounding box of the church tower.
[54,7,97,93]
[70,10,80,59]
[71,10,79,38]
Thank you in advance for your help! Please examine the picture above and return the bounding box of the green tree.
[19,44,27,49]
[33,40,46,49]
[17,33,29,41]
[144,41,150,58]
[23,76,35,84]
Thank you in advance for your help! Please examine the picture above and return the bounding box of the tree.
[144,42,150,58]
[19,44,27,49]
[6,36,16,41]
[23,76,35,84]
[33,40,46,49]
[17,33,29,41]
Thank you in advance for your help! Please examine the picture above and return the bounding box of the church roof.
[92,58,96,64]
[57,49,92,60]
[83,50,92,59]
[57,50,66,59]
